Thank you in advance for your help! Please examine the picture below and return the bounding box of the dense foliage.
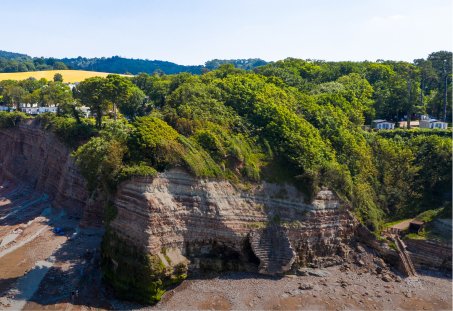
[68,58,453,232]
[0,50,68,72]
[1,51,451,232]
[36,113,95,147]
[0,50,264,75]
[205,58,267,71]
[0,111,30,128]
[0,77,73,111]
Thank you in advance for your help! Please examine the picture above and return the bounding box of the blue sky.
[1,0,451,65]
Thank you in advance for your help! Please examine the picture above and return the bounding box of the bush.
[117,164,157,183]
[73,137,126,192]
[36,113,95,147]
[378,128,452,139]
[0,111,30,128]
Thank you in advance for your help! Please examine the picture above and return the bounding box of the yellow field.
[0,70,130,83]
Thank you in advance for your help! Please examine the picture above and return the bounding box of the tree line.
[0,52,451,232]
[1,50,450,122]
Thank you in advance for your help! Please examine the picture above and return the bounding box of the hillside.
[0,50,267,75]
[0,70,130,83]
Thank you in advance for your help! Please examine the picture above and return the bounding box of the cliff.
[102,169,359,302]
[0,123,363,304]
[0,120,99,225]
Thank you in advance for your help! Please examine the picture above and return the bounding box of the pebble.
[298,283,313,290]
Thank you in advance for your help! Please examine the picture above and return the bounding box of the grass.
[0,70,131,83]
[415,208,444,223]
[405,232,427,240]
[403,207,451,243]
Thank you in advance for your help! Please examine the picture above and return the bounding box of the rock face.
[0,124,361,304]
[0,120,98,225]
[109,169,358,276]
[249,225,296,274]
[405,239,452,271]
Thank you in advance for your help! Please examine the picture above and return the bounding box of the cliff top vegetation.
[0,51,451,231]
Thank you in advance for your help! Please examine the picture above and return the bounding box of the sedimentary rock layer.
[0,120,96,224]
[406,239,452,271]
[110,169,358,274]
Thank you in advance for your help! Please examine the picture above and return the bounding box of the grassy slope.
[0,70,131,83]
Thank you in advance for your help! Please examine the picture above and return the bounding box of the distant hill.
[60,56,203,75]
[0,50,30,60]
[0,70,130,83]
[0,50,267,75]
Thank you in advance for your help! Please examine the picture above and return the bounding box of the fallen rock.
[340,264,350,272]
[297,268,309,276]
[299,283,313,290]
[356,244,366,253]
[373,257,386,268]
[357,260,365,267]
[297,268,330,277]
[382,274,393,282]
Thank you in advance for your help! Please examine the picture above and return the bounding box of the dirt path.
[392,219,415,230]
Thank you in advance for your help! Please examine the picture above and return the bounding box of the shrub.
[117,164,158,183]
[0,111,30,128]
[73,137,126,192]
[36,113,95,147]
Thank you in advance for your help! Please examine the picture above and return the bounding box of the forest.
[0,51,451,232]
[0,50,268,75]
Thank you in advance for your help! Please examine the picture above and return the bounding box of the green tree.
[105,74,142,119]
[74,77,110,128]
[53,73,63,82]
[118,86,146,119]
[53,62,68,70]
[40,82,73,107]
[73,137,126,192]
[3,84,27,110]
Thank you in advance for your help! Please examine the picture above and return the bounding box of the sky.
[1,0,452,65]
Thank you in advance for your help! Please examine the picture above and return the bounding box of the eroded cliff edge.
[0,120,100,225]
[0,123,362,304]
[103,169,359,302]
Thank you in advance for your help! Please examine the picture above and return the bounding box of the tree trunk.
[72,106,81,124]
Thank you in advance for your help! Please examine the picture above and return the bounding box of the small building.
[0,105,11,112]
[398,120,420,128]
[19,103,38,108]
[408,220,425,233]
[67,82,79,90]
[21,107,40,115]
[419,115,448,129]
[21,105,58,115]
[372,119,395,130]
[38,106,58,114]
[78,106,90,118]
